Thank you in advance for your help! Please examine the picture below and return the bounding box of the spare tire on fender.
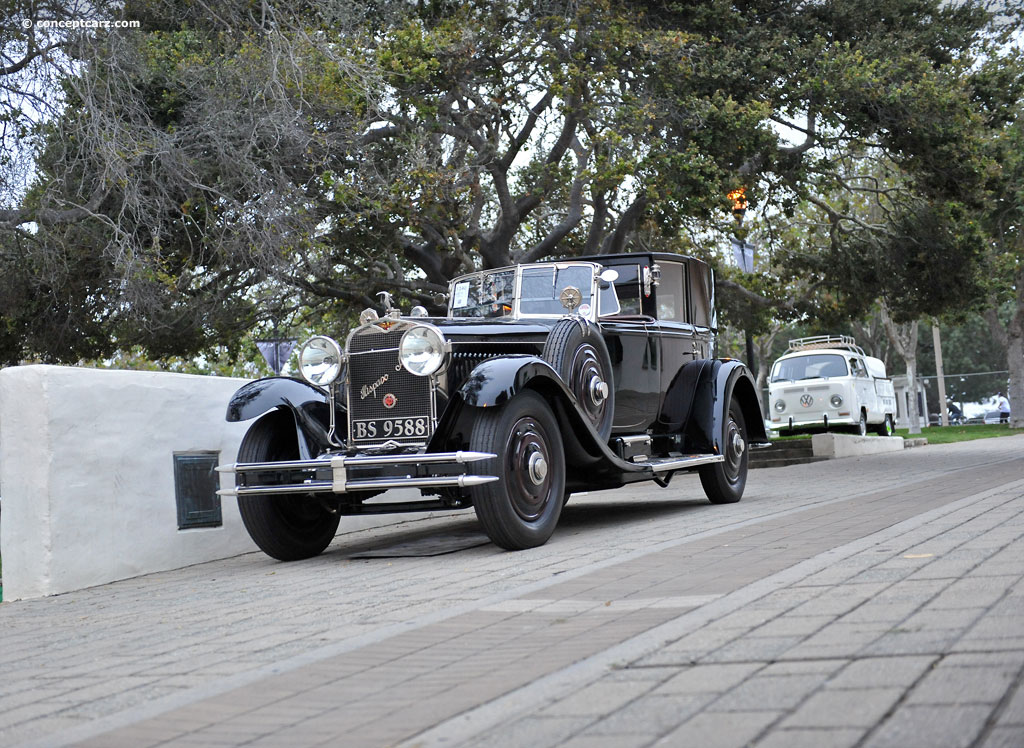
[542,318,615,440]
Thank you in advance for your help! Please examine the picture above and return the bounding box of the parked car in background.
[218,252,770,560]
[767,336,897,436]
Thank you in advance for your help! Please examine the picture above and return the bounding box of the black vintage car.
[219,252,770,559]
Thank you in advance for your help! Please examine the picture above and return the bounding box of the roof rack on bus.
[787,335,865,355]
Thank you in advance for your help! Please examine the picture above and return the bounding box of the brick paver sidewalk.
[1,435,1021,748]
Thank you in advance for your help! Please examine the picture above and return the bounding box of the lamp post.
[727,187,756,372]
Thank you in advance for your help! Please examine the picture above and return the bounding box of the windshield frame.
[447,262,604,321]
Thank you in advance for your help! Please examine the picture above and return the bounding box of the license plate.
[352,417,430,441]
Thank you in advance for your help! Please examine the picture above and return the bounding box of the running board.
[644,454,724,472]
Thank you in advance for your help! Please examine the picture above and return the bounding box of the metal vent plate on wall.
[173,451,222,530]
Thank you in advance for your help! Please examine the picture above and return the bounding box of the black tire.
[542,319,615,440]
[469,391,566,550]
[236,411,341,561]
[857,411,868,436]
[875,414,895,437]
[699,398,748,504]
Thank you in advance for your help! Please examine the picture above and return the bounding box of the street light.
[727,187,748,221]
[726,186,755,373]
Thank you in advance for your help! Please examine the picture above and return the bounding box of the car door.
[653,261,698,395]
[600,261,660,431]
[850,356,874,419]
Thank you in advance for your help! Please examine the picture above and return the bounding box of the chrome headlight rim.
[830,394,844,408]
[298,335,344,387]
[774,399,786,413]
[399,324,446,377]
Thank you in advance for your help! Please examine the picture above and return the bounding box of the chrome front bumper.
[216,450,499,498]
[768,415,856,430]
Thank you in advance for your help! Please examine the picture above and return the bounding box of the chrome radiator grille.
[347,325,433,447]
[446,344,540,392]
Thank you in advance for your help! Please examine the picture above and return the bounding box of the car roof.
[774,348,851,359]
[573,252,700,267]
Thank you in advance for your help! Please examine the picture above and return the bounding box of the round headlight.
[400,326,445,376]
[298,336,343,386]
[774,399,786,412]
[830,394,843,408]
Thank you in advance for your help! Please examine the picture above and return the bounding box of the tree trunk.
[982,263,1024,430]
[1008,331,1024,429]
[1008,264,1024,429]
[903,346,921,435]
[880,303,922,435]
[754,325,783,417]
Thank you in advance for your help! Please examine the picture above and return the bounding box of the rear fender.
[226,377,335,459]
[686,360,770,453]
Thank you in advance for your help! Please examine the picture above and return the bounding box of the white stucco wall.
[0,365,254,600]
[0,365,460,601]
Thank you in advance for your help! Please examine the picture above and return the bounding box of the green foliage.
[0,0,1020,366]
[894,424,1023,444]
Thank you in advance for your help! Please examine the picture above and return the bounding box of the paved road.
[2,436,1022,748]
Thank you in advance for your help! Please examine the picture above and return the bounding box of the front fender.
[454,355,608,468]
[458,355,570,407]
[226,377,335,459]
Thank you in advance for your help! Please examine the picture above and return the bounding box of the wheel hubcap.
[527,450,548,485]
[729,430,745,460]
[723,415,745,482]
[507,416,553,522]
[570,344,608,430]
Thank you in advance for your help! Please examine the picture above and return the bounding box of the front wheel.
[236,411,341,561]
[699,398,748,504]
[856,411,868,436]
[469,391,566,550]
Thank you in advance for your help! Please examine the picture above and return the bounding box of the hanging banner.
[256,340,297,375]
[730,236,756,273]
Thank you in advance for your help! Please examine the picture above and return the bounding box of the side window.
[654,263,687,322]
[598,279,621,316]
[612,264,643,315]
[688,259,713,328]
[849,358,867,378]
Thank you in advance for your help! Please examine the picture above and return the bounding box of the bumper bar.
[216,450,499,498]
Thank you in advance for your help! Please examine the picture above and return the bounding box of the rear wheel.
[469,391,566,550]
[236,411,341,561]
[875,414,895,437]
[699,398,748,505]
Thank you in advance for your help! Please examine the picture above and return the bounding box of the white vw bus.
[767,336,896,436]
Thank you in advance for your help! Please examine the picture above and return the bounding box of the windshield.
[449,270,516,318]
[770,354,849,382]
[448,264,597,319]
[519,265,593,316]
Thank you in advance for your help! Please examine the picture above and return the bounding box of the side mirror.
[599,268,619,283]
